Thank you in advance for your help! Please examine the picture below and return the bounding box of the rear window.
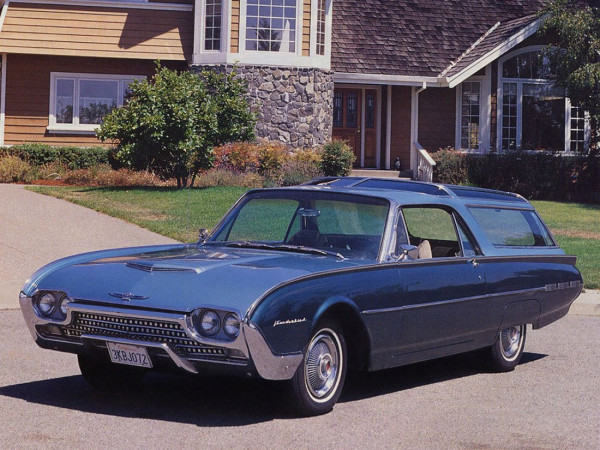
[468,207,555,247]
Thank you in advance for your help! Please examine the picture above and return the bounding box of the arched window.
[497,47,569,151]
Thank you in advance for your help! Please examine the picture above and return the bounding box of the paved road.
[0,184,177,309]
[1,310,598,449]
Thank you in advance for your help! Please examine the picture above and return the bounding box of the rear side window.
[468,207,555,247]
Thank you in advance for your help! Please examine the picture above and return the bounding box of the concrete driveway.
[0,184,178,309]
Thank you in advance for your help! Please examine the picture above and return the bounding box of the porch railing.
[416,143,436,183]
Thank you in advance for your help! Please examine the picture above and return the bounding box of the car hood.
[32,244,362,315]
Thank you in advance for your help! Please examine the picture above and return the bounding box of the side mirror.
[198,228,209,244]
[396,244,418,261]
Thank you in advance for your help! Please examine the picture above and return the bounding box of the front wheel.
[289,321,347,416]
[489,324,526,372]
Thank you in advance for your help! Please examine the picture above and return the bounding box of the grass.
[27,186,247,243]
[531,201,600,289]
[26,187,600,289]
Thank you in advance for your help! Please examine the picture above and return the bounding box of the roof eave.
[444,16,544,88]
[333,72,443,87]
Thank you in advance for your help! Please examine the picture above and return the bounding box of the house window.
[316,0,326,55]
[346,92,357,128]
[245,0,297,52]
[50,73,143,132]
[204,0,222,51]
[499,48,568,151]
[460,81,480,149]
[570,107,590,153]
[333,92,343,127]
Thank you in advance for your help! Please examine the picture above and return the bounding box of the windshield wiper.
[225,241,345,259]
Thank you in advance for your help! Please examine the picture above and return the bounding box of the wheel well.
[318,304,370,371]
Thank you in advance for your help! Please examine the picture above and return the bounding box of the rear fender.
[499,300,541,330]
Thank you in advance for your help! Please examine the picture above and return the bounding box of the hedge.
[0,143,110,170]
[432,149,600,203]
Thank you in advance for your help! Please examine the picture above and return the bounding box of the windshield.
[209,190,389,260]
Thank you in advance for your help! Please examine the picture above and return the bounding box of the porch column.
[385,85,392,170]
[410,83,426,172]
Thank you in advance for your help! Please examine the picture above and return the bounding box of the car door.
[388,206,489,366]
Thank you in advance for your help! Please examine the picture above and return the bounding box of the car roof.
[296,177,532,208]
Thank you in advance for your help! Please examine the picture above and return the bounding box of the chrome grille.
[63,312,226,358]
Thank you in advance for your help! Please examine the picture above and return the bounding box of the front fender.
[249,276,362,355]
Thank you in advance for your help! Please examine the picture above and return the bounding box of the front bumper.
[20,294,302,380]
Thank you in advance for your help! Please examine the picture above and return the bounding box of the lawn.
[27,187,599,289]
[27,186,247,243]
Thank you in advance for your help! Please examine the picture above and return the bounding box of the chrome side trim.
[361,287,547,315]
[243,322,303,380]
[81,334,199,374]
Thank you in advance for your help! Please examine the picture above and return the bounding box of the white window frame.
[496,45,572,152]
[192,0,332,69]
[239,0,303,59]
[455,65,491,152]
[48,72,145,134]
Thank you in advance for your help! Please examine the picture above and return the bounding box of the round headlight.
[37,293,57,316]
[60,296,70,316]
[199,310,220,336]
[223,314,240,338]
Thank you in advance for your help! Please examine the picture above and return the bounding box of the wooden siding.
[390,86,412,169]
[0,2,193,61]
[3,54,186,146]
[231,0,240,53]
[303,0,311,56]
[418,87,456,152]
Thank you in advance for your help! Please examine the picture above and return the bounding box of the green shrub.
[98,64,256,188]
[320,140,355,176]
[431,149,600,202]
[1,143,109,169]
[0,155,35,183]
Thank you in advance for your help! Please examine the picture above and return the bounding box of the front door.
[332,87,379,168]
[332,88,361,166]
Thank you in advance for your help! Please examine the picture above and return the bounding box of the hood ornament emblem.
[109,292,149,301]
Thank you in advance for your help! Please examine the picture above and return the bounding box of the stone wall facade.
[191,65,334,148]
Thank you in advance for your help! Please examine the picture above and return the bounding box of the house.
[0,0,588,175]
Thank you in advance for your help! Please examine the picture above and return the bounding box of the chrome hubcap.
[305,332,339,400]
[500,324,524,360]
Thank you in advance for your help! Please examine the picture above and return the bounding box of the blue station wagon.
[20,178,583,415]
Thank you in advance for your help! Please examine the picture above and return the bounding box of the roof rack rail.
[303,177,528,203]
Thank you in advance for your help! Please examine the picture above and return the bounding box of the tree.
[98,64,256,188]
[540,0,600,150]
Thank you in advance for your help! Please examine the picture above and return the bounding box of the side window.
[401,207,462,258]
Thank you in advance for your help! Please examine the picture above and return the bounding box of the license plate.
[107,342,152,368]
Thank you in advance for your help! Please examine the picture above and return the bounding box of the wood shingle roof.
[331,0,548,77]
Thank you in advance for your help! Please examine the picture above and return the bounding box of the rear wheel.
[78,354,146,390]
[290,321,347,416]
[489,324,526,372]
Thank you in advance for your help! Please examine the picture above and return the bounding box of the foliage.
[540,0,600,149]
[214,141,260,172]
[0,144,109,169]
[196,169,264,188]
[257,141,288,182]
[431,149,599,202]
[280,149,324,186]
[319,140,355,176]
[0,155,35,183]
[98,64,256,188]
